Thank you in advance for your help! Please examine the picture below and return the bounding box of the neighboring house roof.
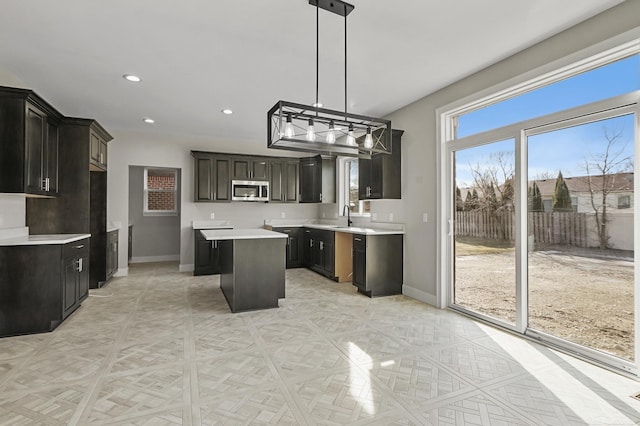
[532,172,633,197]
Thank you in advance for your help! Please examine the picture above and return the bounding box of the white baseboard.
[179,263,194,273]
[129,255,180,263]
[114,267,129,277]
[402,284,438,307]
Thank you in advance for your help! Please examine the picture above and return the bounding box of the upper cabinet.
[90,129,109,171]
[299,155,335,203]
[231,157,269,181]
[0,86,63,196]
[359,129,403,200]
[269,158,299,203]
[192,151,231,202]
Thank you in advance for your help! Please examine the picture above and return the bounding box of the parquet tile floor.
[1,262,639,425]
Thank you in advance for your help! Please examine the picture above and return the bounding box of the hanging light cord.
[315,3,319,113]
[344,7,348,116]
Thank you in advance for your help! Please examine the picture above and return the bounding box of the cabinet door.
[62,257,78,318]
[44,120,59,194]
[251,158,269,180]
[288,231,302,267]
[90,132,101,164]
[285,161,299,203]
[303,229,314,266]
[299,157,321,203]
[358,157,372,199]
[195,156,214,201]
[231,158,250,179]
[214,157,231,201]
[99,140,108,169]
[322,237,334,276]
[368,155,384,199]
[78,251,89,301]
[25,103,46,194]
[269,160,284,202]
[111,235,119,276]
[352,247,366,288]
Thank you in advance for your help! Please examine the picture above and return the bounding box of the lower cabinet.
[272,227,303,268]
[194,229,223,275]
[0,238,89,337]
[106,230,118,280]
[303,228,335,280]
[352,234,403,297]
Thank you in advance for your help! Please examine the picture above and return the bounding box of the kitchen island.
[200,228,287,313]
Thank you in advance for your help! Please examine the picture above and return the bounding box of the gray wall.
[128,165,181,261]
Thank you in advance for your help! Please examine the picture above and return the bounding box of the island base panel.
[220,238,286,313]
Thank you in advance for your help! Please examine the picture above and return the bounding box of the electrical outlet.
[389,213,394,222]
[280,212,286,218]
[423,213,428,223]
[210,212,215,220]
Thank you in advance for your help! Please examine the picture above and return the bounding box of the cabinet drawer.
[352,234,366,249]
[63,239,89,259]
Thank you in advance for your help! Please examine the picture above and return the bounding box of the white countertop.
[274,223,404,235]
[0,233,91,246]
[192,220,233,230]
[201,228,287,240]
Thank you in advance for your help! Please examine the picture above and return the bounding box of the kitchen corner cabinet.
[0,239,89,337]
[359,129,403,200]
[299,155,335,203]
[0,86,63,196]
[231,157,269,181]
[269,159,299,203]
[194,230,223,275]
[352,234,403,297]
[192,151,231,202]
[272,227,303,268]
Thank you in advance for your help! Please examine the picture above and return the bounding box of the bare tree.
[583,127,633,249]
[469,151,515,239]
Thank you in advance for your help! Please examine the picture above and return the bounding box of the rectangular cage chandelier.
[267,0,392,159]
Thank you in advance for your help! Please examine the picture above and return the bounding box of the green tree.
[528,181,543,212]
[552,171,572,212]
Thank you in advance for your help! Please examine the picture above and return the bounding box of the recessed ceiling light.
[222,109,233,115]
[142,117,155,124]
[123,74,142,82]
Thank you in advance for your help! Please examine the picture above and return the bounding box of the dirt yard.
[454,237,634,361]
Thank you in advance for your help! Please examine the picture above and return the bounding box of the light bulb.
[364,127,373,149]
[326,121,336,144]
[306,119,316,142]
[346,124,356,146]
[284,114,295,138]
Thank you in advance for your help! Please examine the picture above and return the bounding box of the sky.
[455,54,639,187]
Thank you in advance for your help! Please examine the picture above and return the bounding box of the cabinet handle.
[41,178,50,192]
[354,238,362,242]
[310,239,313,247]
[211,240,218,249]
[76,258,83,272]
[286,237,290,246]
[320,241,324,250]
[73,244,84,249]
[319,192,322,201]
[100,153,104,164]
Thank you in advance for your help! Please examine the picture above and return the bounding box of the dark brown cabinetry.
[303,228,335,279]
[193,152,231,202]
[272,227,303,268]
[269,159,299,203]
[194,229,224,275]
[106,230,119,280]
[352,233,403,297]
[299,155,335,203]
[0,238,89,337]
[0,86,62,196]
[231,157,269,180]
[359,129,403,200]
[90,129,108,170]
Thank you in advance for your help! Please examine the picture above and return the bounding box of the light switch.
[423,213,428,223]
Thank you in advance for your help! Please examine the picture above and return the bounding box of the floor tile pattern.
[0,261,639,425]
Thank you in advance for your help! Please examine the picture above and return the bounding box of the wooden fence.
[455,211,588,247]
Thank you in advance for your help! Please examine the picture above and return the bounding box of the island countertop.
[200,228,288,241]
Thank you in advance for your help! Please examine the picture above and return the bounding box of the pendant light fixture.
[267,0,392,159]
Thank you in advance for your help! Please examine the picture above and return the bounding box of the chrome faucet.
[342,204,353,227]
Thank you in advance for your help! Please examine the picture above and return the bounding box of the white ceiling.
[0,0,625,152]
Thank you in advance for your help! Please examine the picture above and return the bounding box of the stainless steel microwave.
[231,180,269,201]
